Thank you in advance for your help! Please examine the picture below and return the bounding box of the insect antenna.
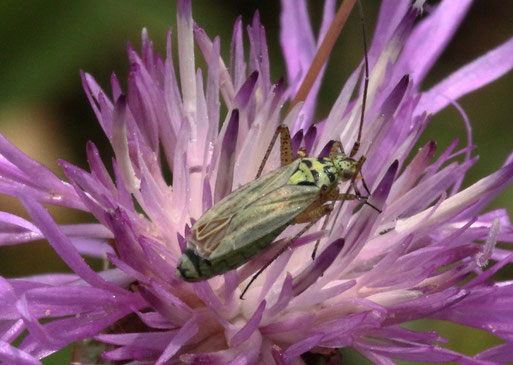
[326,0,375,241]
[350,0,369,159]
[313,0,377,260]
[352,1,379,215]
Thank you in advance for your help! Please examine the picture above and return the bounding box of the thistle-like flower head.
[1,1,513,364]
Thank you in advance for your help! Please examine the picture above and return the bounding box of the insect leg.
[294,202,334,224]
[358,171,372,196]
[352,184,381,213]
[279,126,294,165]
[349,181,381,213]
[240,205,332,300]
[328,141,345,160]
[312,213,331,260]
[312,185,365,259]
[349,155,379,211]
[256,125,293,178]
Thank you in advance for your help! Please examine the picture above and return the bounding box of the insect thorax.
[288,157,340,189]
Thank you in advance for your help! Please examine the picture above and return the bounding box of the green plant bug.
[176,0,378,298]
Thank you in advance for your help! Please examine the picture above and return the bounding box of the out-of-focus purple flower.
[1,0,513,363]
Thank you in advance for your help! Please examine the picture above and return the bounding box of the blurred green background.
[0,1,512,364]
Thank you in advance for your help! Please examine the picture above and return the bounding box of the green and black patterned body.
[177,153,359,281]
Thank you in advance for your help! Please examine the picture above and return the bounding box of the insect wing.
[189,160,302,256]
[208,182,319,259]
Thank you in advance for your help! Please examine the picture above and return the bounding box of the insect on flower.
[177,1,380,298]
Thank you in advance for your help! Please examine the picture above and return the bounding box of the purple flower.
[1,0,513,363]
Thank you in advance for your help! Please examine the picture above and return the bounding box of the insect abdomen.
[177,223,289,281]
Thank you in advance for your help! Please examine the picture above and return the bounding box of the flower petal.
[0,340,41,365]
[20,199,125,294]
[397,0,473,84]
[417,36,513,114]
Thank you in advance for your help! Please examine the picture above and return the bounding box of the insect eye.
[342,167,355,180]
